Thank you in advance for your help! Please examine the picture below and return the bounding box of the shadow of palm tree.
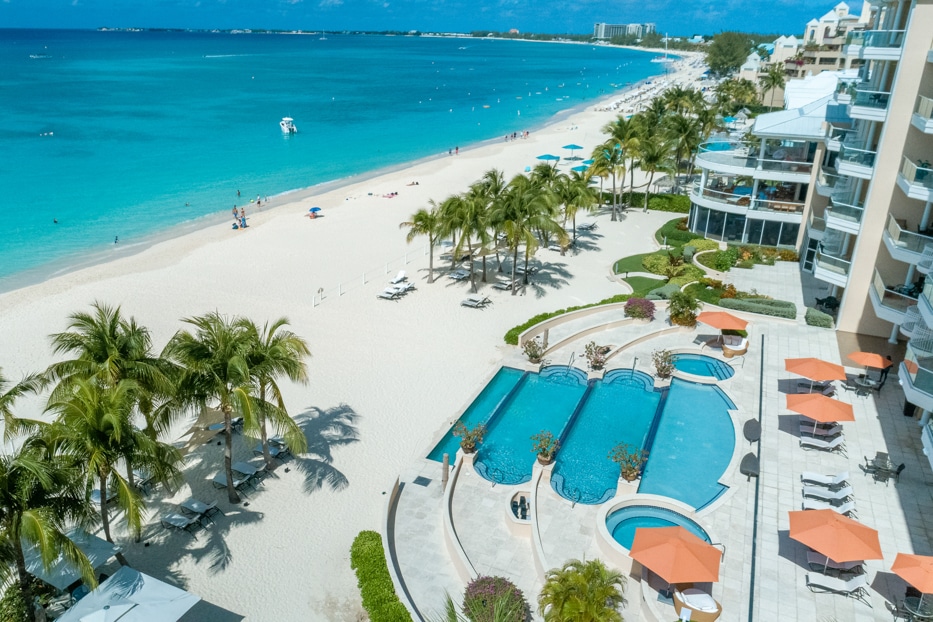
[291,404,360,495]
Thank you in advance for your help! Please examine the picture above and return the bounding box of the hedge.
[647,283,681,300]
[655,218,696,246]
[350,531,413,622]
[687,239,719,252]
[805,307,834,328]
[504,294,631,345]
[621,192,691,213]
[718,297,797,319]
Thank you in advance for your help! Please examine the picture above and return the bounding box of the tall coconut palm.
[590,142,624,220]
[472,169,508,273]
[603,115,641,208]
[664,113,701,187]
[240,318,310,468]
[552,171,597,245]
[0,368,44,442]
[399,201,442,284]
[443,191,489,292]
[759,62,787,110]
[0,439,96,622]
[638,138,675,213]
[537,558,627,622]
[164,312,256,504]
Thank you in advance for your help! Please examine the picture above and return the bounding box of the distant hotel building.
[593,22,656,40]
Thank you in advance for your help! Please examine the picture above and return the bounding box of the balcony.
[901,344,933,413]
[695,141,813,182]
[848,86,890,122]
[870,268,918,325]
[920,281,933,328]
[896,156,933,202]
[825,193,864,235]
[815,169,847,197]
[912,95,933,134]
[845,29,905,61]
[807,210,825,241]
[689,181,804,217]
[883,214,933,265]
[813,247,851,288]
[825,124,855,152]
[837,142,876,179]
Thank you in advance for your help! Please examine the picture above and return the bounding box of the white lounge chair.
[161,513,201,536]
[390,281,416,295]
[805,572,870,603]
[461,295,491,308]
[802,498,857,517]
[801,471,850,489]
[232,461,268,483]
[797,381,835,396]
[800,424,844,438]
[212,471,253,495]
[390,270,406,284]
[577,222,597,231]
[800,434,846,455]
[802,485,854,502]
[807,551,863,572]
[253,441,291,461]
[492,279,519,291]
[179,498,222,525]
[448,269,470,281]
[377,288,401,301]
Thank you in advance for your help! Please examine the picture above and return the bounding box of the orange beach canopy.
[629,526,722,584]
[696,311,748,331]
[848,351,894,369]
[788,509,882,563]
[893,553,933,594]
[784,357,847,382]
[786,393,855,423]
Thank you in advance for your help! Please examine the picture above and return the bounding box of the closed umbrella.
[629,526,721,585]
[786,393,854,434]
[785,357,846,392]
[788,509,882,574]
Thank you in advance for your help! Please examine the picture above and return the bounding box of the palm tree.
[759,62,787,110]
[240,318,310,468]
[472,169,508,273]
[664,113,701,188]
[0,439,95,622]
[603,115,641,209]
[637,138,675,213]
[538,558,627,622]
[443,191,489,292]
[164,312,256,504]
[552,171,597,245]
[660,85,700,115]
[399,202,442,283]
[590,142,624,220]
[0,368,44,442]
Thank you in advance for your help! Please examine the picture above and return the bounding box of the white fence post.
[338,283,343,296]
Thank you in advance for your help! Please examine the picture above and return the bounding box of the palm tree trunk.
[259,388,273,468]
[99,468,129,566]
[610,173,617,221]
[222,405,241,504]
[427,237,435,284]
[467,240,477,293]
[628,161,636,205]
[481,255,487,283]
[14,544,38,622]
[644,173,655,213]
[510,246,519,296]
[522,247,530,285]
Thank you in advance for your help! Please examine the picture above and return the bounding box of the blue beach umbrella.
[571,165,588,172]
[536,154,560,162]
[582,159,594,166]
[563,143,584,160]
[309,207,322,212]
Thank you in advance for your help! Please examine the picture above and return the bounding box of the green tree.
[0,439,95,622]
[442,191,489,292]
[759,62,787,110]
[664,113,701,184]
[164,312,256,504]
[240,318,310,468]
[669,290,701,326]
[589,142,624,220]
[399,202,442,284]
[552,171,597,245]
[537,558,627,622]
[472,169,508,273]
[637,139,674,212]
[706,31,753,77]
[603,115,641,208]
[0,369,44,442]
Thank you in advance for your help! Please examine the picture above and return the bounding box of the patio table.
[905,596,933,619]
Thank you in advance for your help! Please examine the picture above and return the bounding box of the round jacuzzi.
[605,504,711,550]
[671,353,734,380]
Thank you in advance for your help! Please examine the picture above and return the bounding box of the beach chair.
[492,279,519,291]
[232,461,268,484]
[577,222,597,231]
[391,281,416,295]
[800,434,846,455]
[802,498,857,517]
[160,513,202,536]
[800,471,849,489]
[516,265,540,276]
[212,471,252,496]
[377,288,401,301]
[802,485,854,502]
[253,441,291,461]
[461,295,491,308]
[448,269,470,281]
[799,424,844,438]
[390,270,406,284]
[805,573,870,603]
[807,551,863,573]
[179,498,222,525]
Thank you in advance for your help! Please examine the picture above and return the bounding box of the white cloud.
[318,0,342,6]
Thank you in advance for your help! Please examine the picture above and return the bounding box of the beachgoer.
[455,146,459,155]
[240,207,245,219]
[53,219,58,224]
[232,206,238,219]
[114,236,119,244]
[237,189,240,197]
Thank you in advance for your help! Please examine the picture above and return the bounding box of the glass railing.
[690,181,804,213]
[827,196,864,224]
[814,248,851,277]
[846,30,906,49]
[839,143,877,168]
[886,214,933,254]
[826,124,855,144]
[817,170,844,189]
[872,268,918,314]
[808,210,826,234]
[901,156,933,188]
[696,141,756,168]
[904,344,933,395]
[852,87,891,109]
[759,158,813,174]
[916,95,933,121]
[752,197,805,213]
[924,281,933,315]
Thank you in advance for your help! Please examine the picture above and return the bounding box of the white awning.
[24,529,120,591]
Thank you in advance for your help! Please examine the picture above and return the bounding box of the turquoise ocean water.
[0,29,661,290]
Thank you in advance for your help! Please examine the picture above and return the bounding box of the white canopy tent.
[24,529,120,591]
[56,566,200,622]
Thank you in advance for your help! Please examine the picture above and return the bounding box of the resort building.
[592,22,656,40]
[785,1,870,79]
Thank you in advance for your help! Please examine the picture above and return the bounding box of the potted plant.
[531,430,560,465]
[608,443,648,481]
[653,349,674,379]
[584,341,610,371]
[522,339,545,364]
[453,422,486,454]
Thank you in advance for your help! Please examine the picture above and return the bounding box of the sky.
[1,0,824,36]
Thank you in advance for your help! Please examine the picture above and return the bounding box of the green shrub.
[647,283,682,299]
[0,585,29,622]
[736,259,756,269]
[462,576,527,622]
[669,274,701,287]
[351,531,413,622]
[687,239,719,252]
[719,297,797,319]
[714,248,739,271]
[668,290,701,326]
[654,218,696,246]
[642,254,670,275]
[503,294,631,345]
[623,276,667,297]
[682,245,696,261]
[647,195,691,213]
[805,307,834,328]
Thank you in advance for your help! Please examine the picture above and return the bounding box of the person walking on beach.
[455,146,459,155]
[232,206,238,220]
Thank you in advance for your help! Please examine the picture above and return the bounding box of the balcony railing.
[904,344,933,395]
[826,123,855,144]
[808,210,826,234]
[852,87,891,109]
[886,214,933,254]
[817,170,846,190]
[872,268,919,314]
[696,141,812,174]
[901,156,933,188]
[814,248,851,277]
[827,195,865,224]
[917,95,933,121]
[690,181,804,213]
[839,142,877,168]
[846,29,906,49]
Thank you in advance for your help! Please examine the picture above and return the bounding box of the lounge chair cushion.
[681,589,718,613]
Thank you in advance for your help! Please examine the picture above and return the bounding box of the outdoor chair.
[391,281,416,295]
[577,222,597,231]
[743,418,761,443]
[212,471,252,496]
[874,463,906,486]
[672,587,722,622]
[232,461,268,484]
[253,441,291,461]
[447,269,470,280]
[377,288,401,301]
[492,279,519,291]
[802,485,854,503]
[799,424,844,438]
[179,498,222,525]
[800,471,849,490]
[160,513,202,536]
[806,551,863,573]
[802,498,857,517]
[805,573,870,604]
[885,599,913,621]
[390,270,406,285]
[461,295,491,308]
[800,434,847,455]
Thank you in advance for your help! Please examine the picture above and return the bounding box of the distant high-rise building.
[593,22,656,40]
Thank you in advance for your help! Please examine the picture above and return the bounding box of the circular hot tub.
[605,504,711,550]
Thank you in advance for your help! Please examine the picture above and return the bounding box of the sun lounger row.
[800,470,849,489]
[797,380,835,396]
[377,281,416,300]
[802,497,857,517]
[161,498,223,537]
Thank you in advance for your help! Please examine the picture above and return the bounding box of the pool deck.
[388,247,933,621]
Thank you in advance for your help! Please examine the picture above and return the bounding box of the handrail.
[917,95,933,121]
[851,87,891,109]
[814,248,851,276]
[901,156,933,185]
[839,143,877,167]
[872,268,917,313]
[846,29,906,48]
[886,213,933,254]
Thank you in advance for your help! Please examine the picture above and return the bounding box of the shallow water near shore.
[0,29,661,289]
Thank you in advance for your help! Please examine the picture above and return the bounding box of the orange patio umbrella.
[848,351,893,370]
[786,393,855,434]
[629,526,721,585]
[789,510,882,569]
[785,357,847,392]
[697,311,748,331]
[893,553,933,607]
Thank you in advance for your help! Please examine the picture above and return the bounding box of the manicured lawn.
[613,252,658,274]
[624,276,667,297]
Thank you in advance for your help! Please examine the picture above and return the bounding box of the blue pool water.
[550,370,660,505]
[474,367,587,485]
[606,505,711,550]
[427,367,525,462]
[639,379,736,510]
[672,354,735,380]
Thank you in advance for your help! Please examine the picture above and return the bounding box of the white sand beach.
[0,55,706,620]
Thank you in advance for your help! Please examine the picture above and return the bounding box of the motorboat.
[280,117,297,134]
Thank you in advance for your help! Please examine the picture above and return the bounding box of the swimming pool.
[672,353,734,380]
[639,379,736,510]
[606,505,710,550]
[550,370,659,505]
